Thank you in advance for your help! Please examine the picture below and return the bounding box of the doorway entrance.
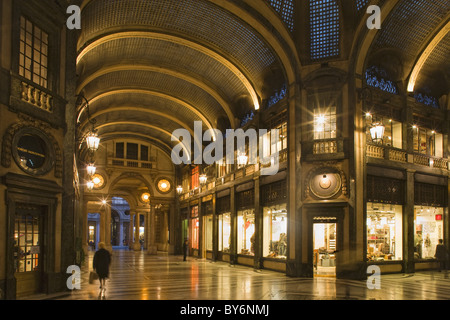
[313,222,337,277]
[14,206,44,298]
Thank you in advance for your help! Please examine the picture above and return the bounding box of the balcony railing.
[109,158,155,169]
[366,144,449,170]
[20,80,53,112]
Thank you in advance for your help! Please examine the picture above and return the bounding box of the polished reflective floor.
[23,250,450,300]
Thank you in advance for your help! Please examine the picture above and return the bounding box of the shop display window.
[237,209,255,256]
[263,204,287,259]
[218,213,231,253]
[205,215,213,251]
[367,203,403,261]
[190,218,199,250]
[414,206,444,260]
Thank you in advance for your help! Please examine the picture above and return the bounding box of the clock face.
[157,179,171,193]
[91,174,105,189]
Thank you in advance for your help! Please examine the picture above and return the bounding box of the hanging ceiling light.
[86,131,100,152]
[86,180,94,191]
[199,174,208,185]
[176,185,183,195]
[86,163,96,176]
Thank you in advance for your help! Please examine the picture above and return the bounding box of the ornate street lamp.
[237,152,248,167]
[176,185,183,195]
[86,131,100,152]
[199,174,208,185]
[86,163,96,176]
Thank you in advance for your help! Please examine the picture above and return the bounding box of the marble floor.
[22,250,450,301]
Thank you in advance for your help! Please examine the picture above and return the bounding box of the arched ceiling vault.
[358,0,450,96]
[76,0,298,157]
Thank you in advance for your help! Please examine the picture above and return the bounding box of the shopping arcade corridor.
[22,250,450,301]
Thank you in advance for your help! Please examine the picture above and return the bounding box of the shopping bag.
[89,271,99,284]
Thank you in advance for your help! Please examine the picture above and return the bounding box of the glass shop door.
[313,223,337,277]
[14,213,44,298]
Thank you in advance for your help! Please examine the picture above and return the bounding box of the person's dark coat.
[93,248,111,279]
[435,244,448,261]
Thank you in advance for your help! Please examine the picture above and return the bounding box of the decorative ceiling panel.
[80,0,277,82]
[81,69,229,126]
[374,0,449,63]
[77,37,250,101]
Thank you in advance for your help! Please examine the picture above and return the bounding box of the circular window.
[17,134,47,169]
[13,128,54,176]
[157,178,172,193]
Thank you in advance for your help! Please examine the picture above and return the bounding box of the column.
[82,201,89,255]
[129,212,135,249]
[105,201,112,252]
[168,203,176,254]
[254,177,262,269]
[148,206,158,254]
[230,186,237,265]
[404,169,416,273]
[133,212,141,251]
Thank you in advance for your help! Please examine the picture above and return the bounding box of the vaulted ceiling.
[75,0,297,157]
[75,0,450,159]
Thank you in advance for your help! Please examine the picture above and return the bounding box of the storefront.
[366,203,403,261]
[366,174,405,272]
[414,181,447,270]
[190,205,200,257]
[202,198,213,259]
[236,188,255,267]
[216,194,231,262]
[261,179,287,272]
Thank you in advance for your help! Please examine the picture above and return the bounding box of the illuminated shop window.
[367,203,403,261]
[218,213,231,253]
[19,16,49,88]
[263,204,287,259]
[310,0,340,60]
[205,215,213,251]
[237,209,255,256]
[190,206,199,250]
[414,206,444,260]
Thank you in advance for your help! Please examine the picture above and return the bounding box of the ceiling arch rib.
[79,69,229,130]
[80,89,216,134]
[80,107,205,152]
[76,64,236,129]
[76,31,261,111]
[407,19,450,92]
